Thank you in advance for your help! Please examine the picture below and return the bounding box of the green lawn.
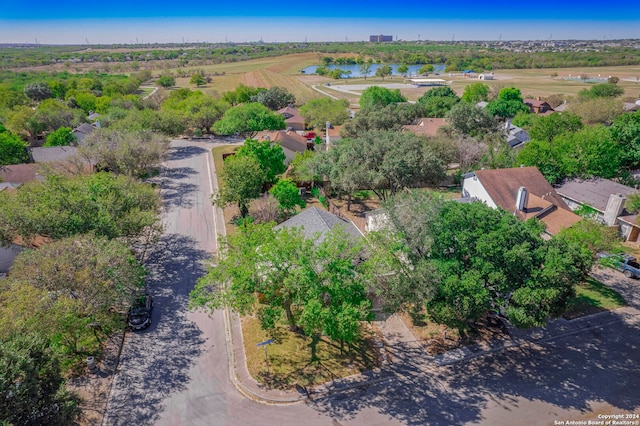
[242,316,379,390]
[564,277,627,319]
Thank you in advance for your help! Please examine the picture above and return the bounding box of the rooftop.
[555,178,638,212]
[275,206,363,243]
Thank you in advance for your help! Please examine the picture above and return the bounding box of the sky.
[1,0,639,44]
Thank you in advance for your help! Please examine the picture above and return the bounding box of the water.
[300,63,446,78]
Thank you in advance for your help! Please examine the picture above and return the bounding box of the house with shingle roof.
[524,98,555,115]
[72,122,97,144]
[0,164,43,190]
[555,178,640,244]
[261,130,313,163]
[277,104,305,131]
[30,146,78,163]
[403,118,448,138]
[275,206,363,243]
[461,166,581,236]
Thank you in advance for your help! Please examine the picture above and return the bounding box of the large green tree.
[446,102,497,137]
[486,87,529,118]
[341,103,426,138]
[368,192,592,332]
[610,111,640,169]
[359,86,406,111]
[417,86,460,117]
[0,130,29,166]
[190,223,373,350]
[311,130,445,203]
[250,86,295,110]
[236,138,286,184]
[299,97,350,130]
[0,334,82,426]
[461,82,490,104]
[213,102,285,139]
[44,126,76,147]
[214,154,263,218]
[0,172,160,246]
[528,112,583,143]
[269,178,305,216]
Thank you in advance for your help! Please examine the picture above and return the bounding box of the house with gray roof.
[505,120,530,149]
[72,122,97,144]
[555,178,640,244]
[275,206,363,243]
[30,146,78,163]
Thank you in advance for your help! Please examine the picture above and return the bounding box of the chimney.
[604,193,626,226]
[265,135,270,142]
[515,186,528,212]
[537,96,541,101]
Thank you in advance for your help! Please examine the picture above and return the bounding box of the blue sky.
[1,0,639,43]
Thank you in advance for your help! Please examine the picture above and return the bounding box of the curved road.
[103,139,640,425]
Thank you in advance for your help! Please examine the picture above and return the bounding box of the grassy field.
[563,277,627,319]
[241,316,378,390]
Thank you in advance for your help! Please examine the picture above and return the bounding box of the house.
[555,178,640,244]
[30,146,78,163]
[71,122,98,144]
[0,235,48,275]
[505,120,530,149]
[326,126,342,144]
[462,167,581,235]
[623,102,640,113]
[275,206,363,243]
[524,98,555,115]
[403,118,448,138]
[277,104,305,131]
[0,164,42,190]
[261,130,313,163]
[554,102,569,112]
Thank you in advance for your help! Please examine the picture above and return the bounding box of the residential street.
[103,139,640,426]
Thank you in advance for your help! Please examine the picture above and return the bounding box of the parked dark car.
[128,294,153,330]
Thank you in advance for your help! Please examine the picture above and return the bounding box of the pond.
[300,63,446,78]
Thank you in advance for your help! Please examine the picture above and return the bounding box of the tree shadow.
[104,234,210,425]
[160,181,199,210]
[166,145,208,161]
[311,319,640,425]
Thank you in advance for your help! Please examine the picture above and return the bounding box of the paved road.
[104,139,640,425]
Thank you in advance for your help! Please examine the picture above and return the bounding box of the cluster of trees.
[366,192,593,331]
[0,170,161,424]
[191,224,372,351]
[214,139,305,218]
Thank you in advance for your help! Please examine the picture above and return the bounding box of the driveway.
[103,140,640,425]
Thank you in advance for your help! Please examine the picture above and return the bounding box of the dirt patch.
[66,331,125,426]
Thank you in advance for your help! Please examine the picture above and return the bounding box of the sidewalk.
[224,305,640,404]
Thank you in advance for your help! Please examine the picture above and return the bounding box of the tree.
[486,87,529,118]
[610,111,640,169]
[0,172,160,246]
[446,102,498,137]
[157,74,176,88]
[569,97,623,125]
[269,178,305,215]
[370,192,592,332]
[250,86,295,110]
[375,64,393,80]
[417,86,460,117]
[190,223,372,349]
[0,334,82,426]
[81,129,170,177]
[214,154,263,217]
[190,73,206,87]
[312,130,445,203]
[342,103,426,138]
[24,82,53,102]
[44,126,76,147]
[397,64,409,77]
[6,105,43,141]
[360,63,372,80]
[418,64,434,75]
[461,82,490,104]
[299,97,350,130]
[222,84,264,106]
[236,138,286,184]
[213,102,285,139]
[578,83,624,100]
[529,112,582,143]
[8,235,146,321]
[0,131,29,165]
[34,99,79,133]
[359,86,406,111]
[557,219,622,254]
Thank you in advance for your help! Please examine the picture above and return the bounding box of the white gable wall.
[462,174,497,208]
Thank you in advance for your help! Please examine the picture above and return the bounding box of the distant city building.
[369,34,393,42]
